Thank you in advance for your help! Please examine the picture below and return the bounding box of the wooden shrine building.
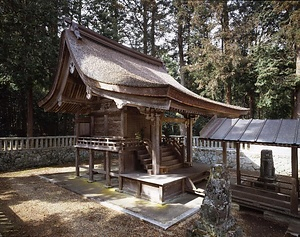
[39,20,248,203]
[200,117,300,218]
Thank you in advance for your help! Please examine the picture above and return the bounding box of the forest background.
[0,0,299,137]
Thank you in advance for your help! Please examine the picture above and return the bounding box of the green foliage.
[1,0,300,137]
[0,0,71,136]
[252,43,295,118]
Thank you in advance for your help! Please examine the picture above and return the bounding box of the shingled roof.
[39,21,249,117]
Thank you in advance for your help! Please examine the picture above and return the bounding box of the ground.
[0,166,289,237]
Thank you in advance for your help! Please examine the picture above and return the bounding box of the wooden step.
[160,163,183,173]
[139,153,150,160]
[161,159,180,166]
[161,155,176,161]
[162,150,173,156]
[140,159,151,166]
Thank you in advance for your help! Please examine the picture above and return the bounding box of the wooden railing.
[0,135,248,152]
[169,135,239,149]
[162,136,185,162]
[0,136,76,151]
[75,136,143,151]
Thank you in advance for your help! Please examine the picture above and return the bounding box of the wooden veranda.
[74,136,210,203]
[200,117,300,218]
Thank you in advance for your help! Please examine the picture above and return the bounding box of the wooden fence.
[0,136,76,151]
[0,135,245,152]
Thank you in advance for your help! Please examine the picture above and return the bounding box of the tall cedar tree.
[0,0,60,136]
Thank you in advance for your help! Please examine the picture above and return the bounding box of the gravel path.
[0,166,289,237]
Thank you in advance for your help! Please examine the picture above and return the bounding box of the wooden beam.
[161,116,187,124]
[60,95,95,105]
[290,146,299,215]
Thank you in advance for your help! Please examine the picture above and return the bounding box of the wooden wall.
[126,107,151,140]
[76,100,151,139]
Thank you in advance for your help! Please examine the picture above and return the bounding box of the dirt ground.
[0,166,290,237]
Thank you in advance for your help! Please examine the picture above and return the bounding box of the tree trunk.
[142,1,148,55]
[221,0,231,104]
[293,45,300,118]
[177,0,185,86]
[248,92,255,118]
[26,85,33,137]
[150,0,156,57]
[225,81,232,105]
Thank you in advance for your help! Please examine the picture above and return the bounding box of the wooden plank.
[232,188,291,211]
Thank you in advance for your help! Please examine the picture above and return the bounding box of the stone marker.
[259,149,276,183]
[187,164,243,237]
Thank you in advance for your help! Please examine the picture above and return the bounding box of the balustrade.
[0,135,248,152]
[0,136,76,151]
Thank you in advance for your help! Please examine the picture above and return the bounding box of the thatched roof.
[39,21,249,117]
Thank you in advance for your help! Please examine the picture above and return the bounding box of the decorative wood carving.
[69,61,75,74]
[86,86,92,99]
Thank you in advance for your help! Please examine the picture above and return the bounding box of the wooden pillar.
[75,114,80,176]
[186,117,193,165]
[118,150,125,191]
[90,115,95,136]
[236,142,241,185]
[75,148,80,176]
[290,146,299,215]
[88,149,94,182]
[105,151,111,187]
[222,141,227,166]
[152,113,161,175]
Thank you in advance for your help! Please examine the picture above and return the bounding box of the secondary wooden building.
[39,20,249,203]
[200,117,300,217]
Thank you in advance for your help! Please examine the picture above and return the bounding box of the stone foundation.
[0,148,93,172]
[193,147,261,171]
